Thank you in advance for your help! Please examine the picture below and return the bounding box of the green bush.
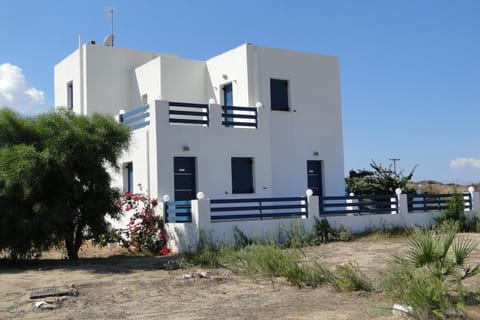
[435,190,467,231]
[384,222,480,318]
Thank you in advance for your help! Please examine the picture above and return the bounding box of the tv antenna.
[389,158,400,174]
[104,8,115,47]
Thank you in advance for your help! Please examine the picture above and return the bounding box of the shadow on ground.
[0,254,184,275]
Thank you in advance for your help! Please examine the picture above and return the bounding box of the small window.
[270,79,289,111]
[123,162,133,193]
[142,94,148,105]
[67,81,73,110]
[231,157,254,194]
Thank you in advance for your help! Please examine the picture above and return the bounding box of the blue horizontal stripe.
[123,112,149,125]
[129,121,149,130]
[121,105,149,118]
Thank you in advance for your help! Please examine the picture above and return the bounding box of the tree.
[0,108,130,260]
[345,161,416,195]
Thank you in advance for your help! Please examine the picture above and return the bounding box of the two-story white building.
[54,42,345,204]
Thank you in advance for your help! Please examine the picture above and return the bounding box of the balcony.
[119,100,259,130]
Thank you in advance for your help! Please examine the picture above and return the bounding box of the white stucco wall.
[206,44,251,106]
[54,50,82,113]
[150,100,273,201]
[55,44,164,114]
[250,45,345,196]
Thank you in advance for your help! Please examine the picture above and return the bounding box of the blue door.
[223,83,233,126]
[307,160,323,196]
[174,157,197,201]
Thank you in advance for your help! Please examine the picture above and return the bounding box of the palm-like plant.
[385,222,480,319]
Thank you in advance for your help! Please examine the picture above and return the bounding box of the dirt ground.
[2,235,480,320]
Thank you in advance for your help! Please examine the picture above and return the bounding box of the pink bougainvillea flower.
[159,229,167,239]
[160,246,170,255]
[151,199,158,206]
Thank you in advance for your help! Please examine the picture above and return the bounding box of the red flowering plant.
[116,184,169,255]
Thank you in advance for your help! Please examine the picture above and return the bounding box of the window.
[231,157,254,194]
[270,79,289,111]
[123,162,133,193]
[142,94,148,105]
[67,81,73,110]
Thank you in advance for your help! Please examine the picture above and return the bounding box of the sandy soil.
[1,235,480,320]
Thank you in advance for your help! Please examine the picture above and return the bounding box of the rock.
[392,303,413,316]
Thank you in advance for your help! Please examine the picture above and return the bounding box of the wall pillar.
[396,188,408,216]
[469,187,479,212]
[209,102,222,128]
[191,198,212,248]
[306,195,320,229]
[346,192,359,215]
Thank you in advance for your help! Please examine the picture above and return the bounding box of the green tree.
[0,108,130,260]
[345,161,417,195]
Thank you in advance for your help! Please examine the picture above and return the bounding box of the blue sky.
[1,1,479,184]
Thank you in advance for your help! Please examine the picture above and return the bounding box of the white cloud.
[0,63,47,114]
[450,158,480,169]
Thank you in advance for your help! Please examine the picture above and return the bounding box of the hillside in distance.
[408,181,480,194]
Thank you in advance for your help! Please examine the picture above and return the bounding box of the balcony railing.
[168,101,209,126]
[119,101,259,130]
[222,105,258,128]
[119,105,149,130]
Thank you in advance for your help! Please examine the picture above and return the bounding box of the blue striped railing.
[222,105,258,128]
[320,194,398,215]
[120,105,150,130]
[407,193,472,212]
[165,200,192,223]
[169,101,209,126]
[210,197,307,221]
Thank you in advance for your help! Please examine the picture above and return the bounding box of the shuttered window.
[231,157,254,194]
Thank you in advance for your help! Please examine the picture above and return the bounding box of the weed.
[313,217,335,244]
[335,262,374,292]
[278,222,313,248]
[233,226,253,249]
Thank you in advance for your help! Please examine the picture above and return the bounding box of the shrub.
[116,190,169,255]
[435,190,466,231]
[312,217,353,244]
[313,217,335,244]
[384,222,480,318]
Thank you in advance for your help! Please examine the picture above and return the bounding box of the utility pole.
[389,158,400,174]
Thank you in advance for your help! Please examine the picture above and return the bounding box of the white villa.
[54,41,480,252]
[54,42,345,202]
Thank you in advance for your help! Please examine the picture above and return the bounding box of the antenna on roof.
[104,8,115,47]
[103,34,113,47]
